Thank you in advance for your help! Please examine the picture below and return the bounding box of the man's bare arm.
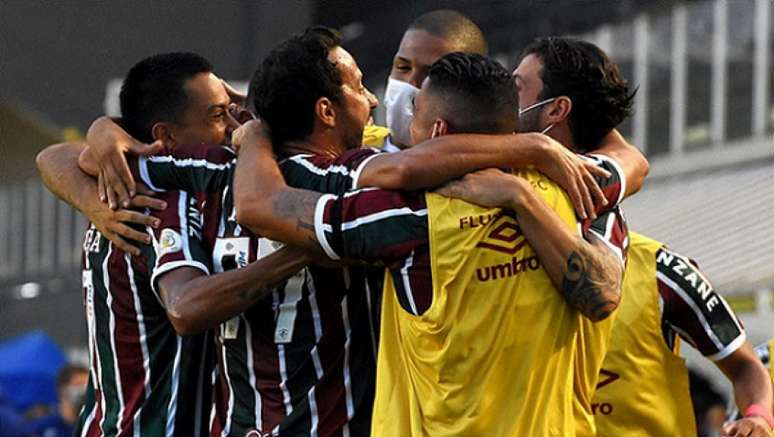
[359,132,610,220]
[437,169,622,321]
[36,142,165,255]
[717,343,774,436]
[232,122,323,251]
[158,246,310,335]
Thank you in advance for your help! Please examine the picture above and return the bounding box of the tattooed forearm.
[560,236,622,321]
[271,188,321,245]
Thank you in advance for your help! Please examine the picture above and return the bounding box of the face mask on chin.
[384,77,420,148]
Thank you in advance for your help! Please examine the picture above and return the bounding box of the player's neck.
[548,125,576,152]
[284,131,346,159]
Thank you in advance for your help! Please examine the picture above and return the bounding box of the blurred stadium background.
[1,0,772,410]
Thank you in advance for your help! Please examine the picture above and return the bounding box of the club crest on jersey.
[159,229,183,256]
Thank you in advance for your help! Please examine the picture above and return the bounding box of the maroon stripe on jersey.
[657,279,717,353]
[211,340,229,436]
[85,387,104,437]
[248,310,286,429]
[106,249,147,435]
[311,272,349,436]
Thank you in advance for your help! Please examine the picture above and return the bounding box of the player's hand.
[722,416,773,437]
[232,119,271,152]
[85,188,167,257]
[221,78,247,108]
[87,116,163,209]
[531,134,610,220]
[436,168,529,209]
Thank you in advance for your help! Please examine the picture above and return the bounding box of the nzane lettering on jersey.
[656,249,720,313]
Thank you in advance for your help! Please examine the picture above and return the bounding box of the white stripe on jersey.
[274,290,294,417]
[314,194,339,260]
[243,314,263,431]
[401,251,419,315]
[656,271,730,354]
[103,245,126,436]
[145,154,234,170]
[289,154,354,180]
[341,296,354,437]
[221,331,236,437]
[165,336,182,437]
[341,207,428,231]
[125,253,151,437]
[350,152,382,189]
[308,386,319,437]
[306,276,324,436]
[179,192,193,261]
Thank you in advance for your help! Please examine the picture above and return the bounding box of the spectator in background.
[29,365,87,437]
[0,386,32,437]
[689,369,728,437]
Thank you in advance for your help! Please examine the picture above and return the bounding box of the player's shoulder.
[150,144,236,165]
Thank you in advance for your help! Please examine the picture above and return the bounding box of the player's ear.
[151,122,176,148]
[546,96,572,124]
[430,119,448,138]
[315,97,336,128]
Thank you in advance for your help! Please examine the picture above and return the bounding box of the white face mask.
[384,77,420,148]
[517,97,556,117]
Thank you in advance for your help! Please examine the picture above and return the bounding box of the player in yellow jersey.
[512,36,774,437]
[593,234,773,437]
[231,52,632,436]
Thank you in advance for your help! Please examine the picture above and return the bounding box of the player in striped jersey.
[231,52,636,436]
[38,52,310,437]
[513,37,773,436]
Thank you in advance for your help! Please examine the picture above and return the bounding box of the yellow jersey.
[361,124,390,148]
[593,232,746,436]
[371,170,583,436]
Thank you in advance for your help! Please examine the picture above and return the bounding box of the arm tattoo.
[560,236,622,321]
[272,189,320,244]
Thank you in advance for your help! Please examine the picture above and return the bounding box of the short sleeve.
[656,246,746,361]
[313,187,428,264]
[583,154,627,213]
[279,148,382,194]
[137,144,235,193]
[148,190,212,299]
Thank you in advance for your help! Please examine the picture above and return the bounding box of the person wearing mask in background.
[378,9,487,151]
[29,365,88,437]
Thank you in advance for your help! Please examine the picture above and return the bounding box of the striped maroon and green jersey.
[314,156,630,316]
[76,189,215,437]
[138,145,381,437]
[654,246,745,359]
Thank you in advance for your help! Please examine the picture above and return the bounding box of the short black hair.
[426,52,518,134]
[520,37,635,151]
[119,52,213,143]
[56,364,87,391]
[249,26,343,148]
[409,10,488,55]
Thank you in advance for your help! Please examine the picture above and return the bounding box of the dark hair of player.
[119,52,214,143]
[408,9,488,55]
[249,26,343,148]
[426,52,517,134]
[520,37,635,151]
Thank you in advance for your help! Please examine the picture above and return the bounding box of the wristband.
[744,404,774,429]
